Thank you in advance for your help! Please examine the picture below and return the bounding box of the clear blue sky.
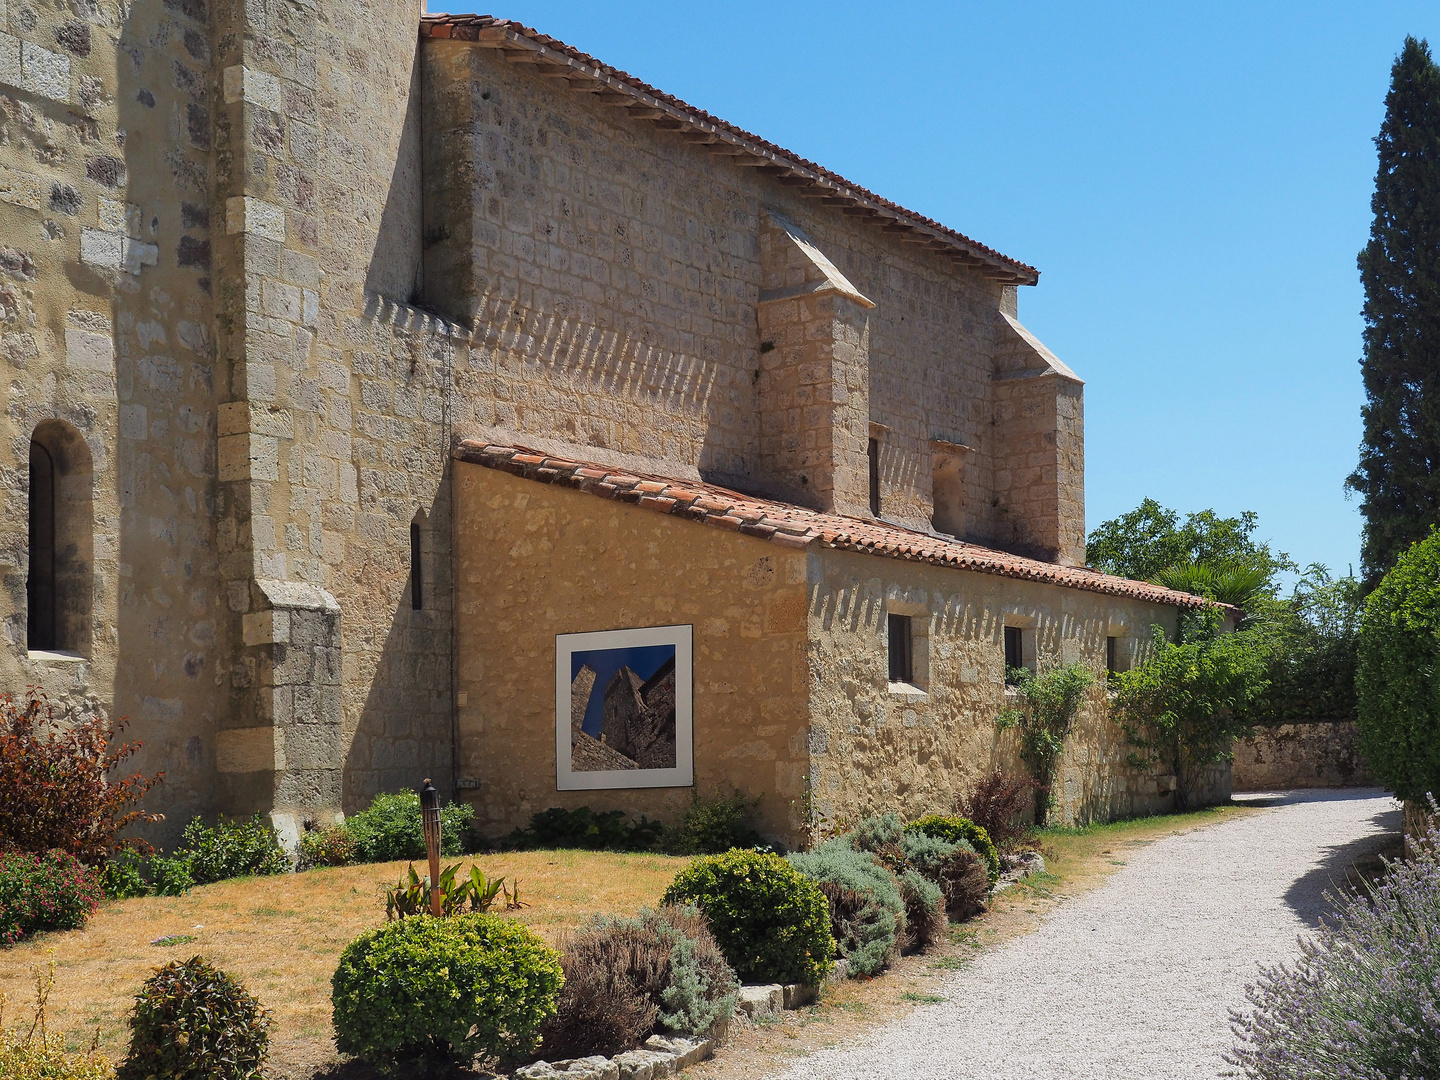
[429,2,1440,582]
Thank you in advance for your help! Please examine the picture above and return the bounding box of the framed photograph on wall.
[555,623,694,790]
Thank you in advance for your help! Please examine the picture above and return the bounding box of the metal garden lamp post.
[420,778,442,916]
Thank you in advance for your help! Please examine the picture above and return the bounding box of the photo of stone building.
[0,6,1227,848]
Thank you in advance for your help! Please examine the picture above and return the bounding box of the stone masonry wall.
[452,460,812,844]
[1232,721,1373,791]
[804,547,1211,828]
[421,39,1073,550]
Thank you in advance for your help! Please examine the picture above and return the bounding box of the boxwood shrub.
[117,956,271,1080]
[331,913,562,1067]
[344,790,473,862]
[662,849,833,986]
[0,849,103,945]
[906,814,1000,885]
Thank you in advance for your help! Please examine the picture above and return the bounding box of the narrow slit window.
[1106,636,1117,678]
[27,441,56,650]
[888,613,912,684]
[868,438,880,516]
[1004,626,1024,684]
[410,520,423,610]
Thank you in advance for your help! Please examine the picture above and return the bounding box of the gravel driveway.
[781,789,1401,1080]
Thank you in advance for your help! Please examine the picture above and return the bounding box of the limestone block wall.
[420,38,1035,544]
[1232,721,1373,791]
[452,461,812,844]
[803,547,1199,828]
[0,0,229,841]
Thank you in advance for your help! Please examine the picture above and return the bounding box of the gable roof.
[419,14,1039,287]
[454,440,1218,612]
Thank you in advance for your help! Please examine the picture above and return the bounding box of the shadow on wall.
[343,464,454,812]
[362,40,424,307]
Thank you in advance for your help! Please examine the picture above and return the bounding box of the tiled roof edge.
[419,14,1039,286]
[455,441,1227,613]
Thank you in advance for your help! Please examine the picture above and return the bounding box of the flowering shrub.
[1227,800,1440,1078]
[0,849,104,945]
[0,692,162,862]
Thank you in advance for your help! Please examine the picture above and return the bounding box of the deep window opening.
[27,441,57,650]
[888,612,912,684]
[1106,636,1117,679]
[1004,625,1024,685]
[410,519,424,610]
[868,438,880,516]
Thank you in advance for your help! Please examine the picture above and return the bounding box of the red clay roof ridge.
[454,440,1224,612]
[419,14,1037,286]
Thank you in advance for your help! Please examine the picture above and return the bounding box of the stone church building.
[1,5,1224,846]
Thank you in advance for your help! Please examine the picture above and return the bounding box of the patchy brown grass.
[0,850,690,1070]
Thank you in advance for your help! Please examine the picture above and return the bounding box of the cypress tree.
[1349,37,1440,585]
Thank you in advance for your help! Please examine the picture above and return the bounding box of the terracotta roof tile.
[418,14,1038,286]
[454,441,1221,611]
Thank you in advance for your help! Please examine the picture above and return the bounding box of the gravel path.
[782,789,1402,1080]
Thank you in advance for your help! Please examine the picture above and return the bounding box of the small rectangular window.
[888,613,912,684]
[1004,625,1023,684]
[868,438,881,516]
[410,521,423,611]
[1106,636,1117,678]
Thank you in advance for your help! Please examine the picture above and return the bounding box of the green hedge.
[1357,528,1440,803]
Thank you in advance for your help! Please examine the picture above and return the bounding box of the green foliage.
[900,831,990,920]
[663,791,761,855]
[175,816,289,886]
[1152,561,1273,610]
[331,913,562,1068]
[384,862,510,920]
[1356,527,1440,803]
[1348,37,1440,583]
[1,959,114,1080]
[345,790,473,863]
[661,848,833,986]
[507,805,663,852]
[1111,617,1272,805]
[1086,498,1294,591]
[993,663,1094,825]
[894,869,946,953]
[147,856,196,898]
[117,957,271,1080]
[905,815,999,886]
[788,839,905,976]
[540,905,737,1058]
[1247,566,1363,725]
[0,849,103,945]
[298,824,358,869]
[101,854,149,900]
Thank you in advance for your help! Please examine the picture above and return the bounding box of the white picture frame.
[555,623,694,791]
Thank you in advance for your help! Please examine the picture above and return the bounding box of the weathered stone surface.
[513,1056,619,1080]
[782,982,817,1010]
[642,1036,712,1070]
[1233,721,1373,791]
[736,984,783,1018]
[611,1049,677,1080]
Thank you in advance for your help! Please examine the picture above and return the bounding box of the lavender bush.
[1227,799,1440,1079]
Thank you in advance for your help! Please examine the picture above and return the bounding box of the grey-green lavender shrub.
[1227,799,1440,1079]
[788,840,905,976]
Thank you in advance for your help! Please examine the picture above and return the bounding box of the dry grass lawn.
[0,850,691,1068]
[0,803,1276,1077]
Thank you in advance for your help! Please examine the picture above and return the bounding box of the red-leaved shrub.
[0,691,163,862]
[0,848,104,944]
[958,770,1037,852]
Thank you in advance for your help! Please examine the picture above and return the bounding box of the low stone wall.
[1232,722,1372,791]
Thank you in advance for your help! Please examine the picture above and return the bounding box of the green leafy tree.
[1111,612,1273,807]
[996,663,1094,825]
[1246,565,1363,725]
[1348,37,1440,585]
[1086,499,1294,601]
[1355,527,1440,803]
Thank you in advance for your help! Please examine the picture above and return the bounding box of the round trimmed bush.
[906,814,1000,885]
[118,956,271,1080]
[788,840,906,976]
[331,913,562,1067]
[662,849,833,986]
[1357,528,1440,804]
[0,849,103,945]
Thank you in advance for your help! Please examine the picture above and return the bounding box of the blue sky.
[430,3,1440,582]
[572,644,674,736]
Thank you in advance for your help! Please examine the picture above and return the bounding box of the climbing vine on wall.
[995,664,1094,826]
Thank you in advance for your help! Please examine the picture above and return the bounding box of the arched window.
[410,510,426,611]
[26,421,92,655]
